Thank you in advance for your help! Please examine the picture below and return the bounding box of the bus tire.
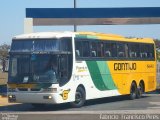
[156,89,160,94]
[129,82,137,100]
[136,82,144,99]
[70,87,86,108]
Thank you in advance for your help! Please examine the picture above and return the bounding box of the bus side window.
[140,44,154,59]
[91,50,97,57]
[82,41,90,57]
[129,43,140,58]
[117,43,126,58]
[140,52,147,58]
[75,40,90,58]
[91,41,104,58]
[105,50,111,57]
[104,42,117,58]
[76,50,80,57]
[75,41,82,57]
[91,42,97,57]
[148,44,154,59]
[97,42,104,57]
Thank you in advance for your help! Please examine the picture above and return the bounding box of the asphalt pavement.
[0,93,160,120]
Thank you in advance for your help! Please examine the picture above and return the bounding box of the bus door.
[58,54,72,86]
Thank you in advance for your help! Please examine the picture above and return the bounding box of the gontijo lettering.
[114,63,136,70]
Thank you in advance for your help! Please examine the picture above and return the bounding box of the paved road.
[0,93,160,111]
[0,93,160,120]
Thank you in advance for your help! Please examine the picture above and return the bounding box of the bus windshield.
[9,38,73,85]
[9,54,58,84]
[11,39,60,52]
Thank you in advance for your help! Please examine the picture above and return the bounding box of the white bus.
[8,32,157,107]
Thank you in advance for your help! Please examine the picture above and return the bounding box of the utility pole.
[74,0,77,32]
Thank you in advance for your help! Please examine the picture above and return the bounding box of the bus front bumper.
[7,92,63,104]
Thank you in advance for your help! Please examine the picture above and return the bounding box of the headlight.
[8,88,16,92]
[43,88,57,92]
[8,95,16,102]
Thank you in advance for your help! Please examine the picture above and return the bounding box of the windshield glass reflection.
[9,54,58,83]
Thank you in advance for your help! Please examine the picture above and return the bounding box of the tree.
[0,44,10,72]
[154,39,160,48]
[154,39,160,62]
[0,44,10,59]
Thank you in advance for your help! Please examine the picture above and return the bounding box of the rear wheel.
[129,82,137,100]
[136,82,144,99]
[70,87,86,108]
[156,89,160,93]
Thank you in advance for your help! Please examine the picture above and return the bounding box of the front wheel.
[70,87,86,108]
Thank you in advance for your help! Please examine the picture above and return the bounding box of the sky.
[1,0,160,45]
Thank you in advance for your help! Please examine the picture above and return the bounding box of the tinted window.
[34,40,59,51]
[75,41,90,58]
[11,38,72,52]
[104,42,117,58]
[75,39,155,61]
[140,44,154,59]
[75,41,82,57]
[148,44,155,58]
[11,40,33,52]
[60,39,72,52]
[129,43,140,58]
[98,43,104,57]
[91,42,97,57]
[117,43,129,58]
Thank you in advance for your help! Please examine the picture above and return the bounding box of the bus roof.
[13,31,154,44]
[13,31,74,39]
[76,32,154,44]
